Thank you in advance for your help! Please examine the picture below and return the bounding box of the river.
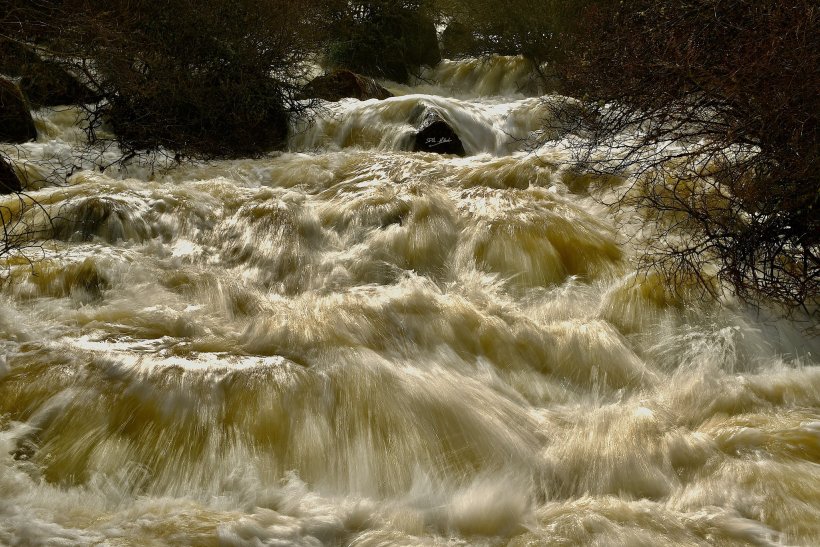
[1,56,818,546]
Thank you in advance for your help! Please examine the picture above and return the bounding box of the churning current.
[1,56,818,546]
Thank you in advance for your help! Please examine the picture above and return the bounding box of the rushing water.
[1,56,818,546]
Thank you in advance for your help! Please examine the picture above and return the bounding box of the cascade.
[0,56,817,546]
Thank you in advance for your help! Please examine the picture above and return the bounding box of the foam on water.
[0,56,818,545]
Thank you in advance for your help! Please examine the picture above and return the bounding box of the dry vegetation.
[0,0,817,316]
[545,0,819,318]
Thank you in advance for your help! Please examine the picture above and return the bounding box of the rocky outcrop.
[20,61,96,107]
[412,111,466,156]
[303,70,393,102]
[0,156,22,194]
[0,78,37,143]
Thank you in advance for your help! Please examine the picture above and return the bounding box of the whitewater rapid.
[0,56,818,546]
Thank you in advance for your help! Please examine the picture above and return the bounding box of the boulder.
[413,111,466,156]
[441,21,481,59]
[0,39,41,77]
[405,14,441,69]
[0,157,22,194]
[20,61,96,107]
[106,72,289,158]
[325,9,441,84]
[303,70,393,102]
[0,78,37,143]
[0,40,95,107]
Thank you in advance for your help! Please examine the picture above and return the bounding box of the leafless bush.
[0,151,53,278]
[544,0,819,319]
[3,0,321,159]
[1,0,327,264]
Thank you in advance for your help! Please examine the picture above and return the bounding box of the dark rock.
[52,197,152,243]
[406,14,441,69]
[413,111,466,156]
[0,156,22,194]
[441,21,481,59]
[0,40,95,107]
[20,61,96,107]
[0,78,37,143]
[325,9,441,84]
[0,39,41,77]
[106,73,289,158]
[303,70,393,102]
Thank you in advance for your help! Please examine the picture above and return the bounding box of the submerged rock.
[0,78,37,143]
[413,111,466,156]
[52,197,152,243]
[20,61,96,107]
[0,156,22,194]
[303,70,393,102]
